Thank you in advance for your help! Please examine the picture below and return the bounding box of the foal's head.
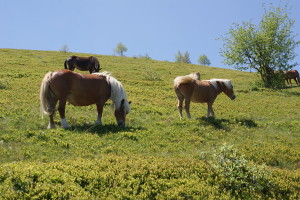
[114,99,131,127]
[214,79,236,100]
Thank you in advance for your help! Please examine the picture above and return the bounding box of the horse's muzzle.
[118,121,125,127]
[231,94,236,100]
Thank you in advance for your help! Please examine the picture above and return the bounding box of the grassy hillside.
[0,49,299,199]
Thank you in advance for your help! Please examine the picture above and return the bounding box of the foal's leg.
[96,102,105,125]
[184,98,191,119]
[58,99,70,129]
[177,99,184,119]
[175,89,184,119]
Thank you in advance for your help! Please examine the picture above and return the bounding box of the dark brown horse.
[40,70,130,129]
[64,56,101,74]
[284,70,299,86]
[174,74,235,118]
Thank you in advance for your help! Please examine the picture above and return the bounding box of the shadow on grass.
[197,117,257,130]
[69,123,143,136]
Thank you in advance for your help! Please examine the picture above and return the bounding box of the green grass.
[0,49,299,199]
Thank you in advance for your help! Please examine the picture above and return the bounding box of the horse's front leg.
[58,100,70,129]
[96,103,104,125]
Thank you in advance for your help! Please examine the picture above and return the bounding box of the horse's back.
[175,79,215,103]
[49,70,110,106]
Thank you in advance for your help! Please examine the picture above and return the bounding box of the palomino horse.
[64,56,101,74]
[40,70,131,129]
[174,74,235,118]
[284,70,299,86]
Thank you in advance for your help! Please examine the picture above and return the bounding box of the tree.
[175,51,183,62]
[175,51,191,64]
[198,54,211,66]
[114,42,128,56]
[220,4,299,88]
[59,44,69,53]
[182,51,191,64]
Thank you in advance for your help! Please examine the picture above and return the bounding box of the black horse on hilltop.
[64,56,101,74]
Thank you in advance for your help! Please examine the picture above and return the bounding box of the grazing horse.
[174,75,236,118]
[40,70,131,129]
[64,56,101,74]
[284,70,299,86]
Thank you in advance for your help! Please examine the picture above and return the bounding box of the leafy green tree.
[114,42,128,56]
[175,51,183,62]
[182,51,191,64]
[175,51,191,64]
[198,54,211,66]
[220,4,299,88]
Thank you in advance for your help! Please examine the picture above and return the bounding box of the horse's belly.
[67,95,96,106]
[191,93,208,103]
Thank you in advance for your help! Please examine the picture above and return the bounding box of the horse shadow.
[197,117,257,130]
[68,123,143,136]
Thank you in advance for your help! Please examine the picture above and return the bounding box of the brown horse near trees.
[64,56,101,74]
[40,70,130,129]
[174,74,236,119]
[284,70,299,86]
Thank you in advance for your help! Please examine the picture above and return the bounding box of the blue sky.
[1,0,300,71]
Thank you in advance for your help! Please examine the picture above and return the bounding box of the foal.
[174,75,236,118]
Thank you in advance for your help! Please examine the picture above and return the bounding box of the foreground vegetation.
[0,49,299,199]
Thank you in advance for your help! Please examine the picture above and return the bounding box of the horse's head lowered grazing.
[97,72,131,127]
[40,70,130,129]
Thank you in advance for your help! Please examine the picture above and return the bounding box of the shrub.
[211,144,274,198]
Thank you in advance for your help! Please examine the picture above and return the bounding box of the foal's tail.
[40,72,56,117]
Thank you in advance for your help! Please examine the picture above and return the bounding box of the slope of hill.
[0,49,299,199]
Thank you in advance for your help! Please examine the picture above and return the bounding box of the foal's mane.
[207,79,233,90]
[93,72,130,112]
[174,72,200,87]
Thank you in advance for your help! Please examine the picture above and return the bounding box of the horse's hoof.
[47,124,55,129]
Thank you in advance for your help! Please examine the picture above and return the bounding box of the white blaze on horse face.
[61,118,70,129]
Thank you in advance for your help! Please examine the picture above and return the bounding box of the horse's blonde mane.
[174,72,200,87]
[206,79,233,90]
[93,72,130,113]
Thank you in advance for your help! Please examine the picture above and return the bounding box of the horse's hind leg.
[96,102,105,125]
[58,99,70,129]
[207,102,215,118]
[175,88,184,119]
[47,99,58,129]
[177,98,184,119]
[184,98,191,119]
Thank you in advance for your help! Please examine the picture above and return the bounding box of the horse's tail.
[64,59,68,69]
[296,70,300,78]
[40,72,56,117]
